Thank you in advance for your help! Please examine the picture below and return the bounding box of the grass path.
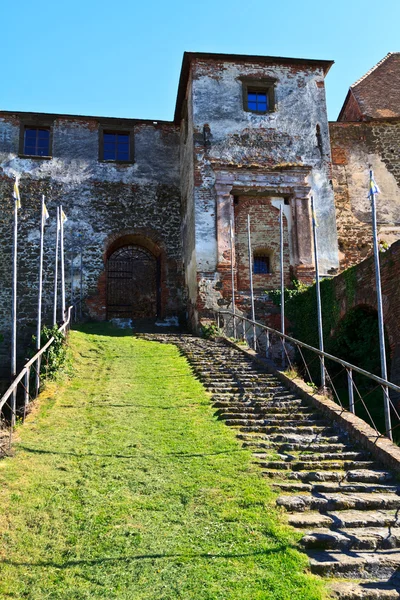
[0,325,326,599]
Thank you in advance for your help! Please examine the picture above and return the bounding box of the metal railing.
[216,310,400,442]
[0,306,74,453]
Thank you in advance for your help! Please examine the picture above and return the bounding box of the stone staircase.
[142,333,400,599]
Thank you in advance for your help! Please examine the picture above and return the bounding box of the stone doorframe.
[213,167,314,281]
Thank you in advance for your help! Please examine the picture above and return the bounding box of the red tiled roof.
[339,53,400,121]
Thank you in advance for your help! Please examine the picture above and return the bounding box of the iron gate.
[106,245,159,319]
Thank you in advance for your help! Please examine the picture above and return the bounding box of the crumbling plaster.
[189,59,339,276]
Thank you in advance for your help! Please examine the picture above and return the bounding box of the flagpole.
[11,184,18,427]
[35,195,45,396]
[280,205,285,364]
[60,205,66,322]
[247,214,256,350]
[70,230,74,311]
[53,207,60,327]
[229,219,236,338]
[311,195,326,389]
[80,232,83,321]
[370,169,392,439]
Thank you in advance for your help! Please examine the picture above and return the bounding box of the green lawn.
[0,324,326,599]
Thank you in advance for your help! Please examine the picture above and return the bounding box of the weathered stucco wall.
[179,78,198,327]
[330,119,400,269]
[186,57,338,322]
[0,113,183,376]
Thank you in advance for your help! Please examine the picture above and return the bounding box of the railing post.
[383,386,393,441]
[217,312,220,331]
[347,369,355,414]
[11,388,16,428]
[24,368,30,411]
[233,314,237,340]
[266,331,270,359]
[35,356,41,399]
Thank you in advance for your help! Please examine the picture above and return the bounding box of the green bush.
[267,278,309,307]
[32,325,69,382]
[201,322,221,339]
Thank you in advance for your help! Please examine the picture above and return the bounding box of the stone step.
[261,452,371,462]
[329,580,400,599]
[277,493,400,513]
[260,460,378,471]
[239,425,335,435]
[288,511,400,531]
[272,481,400,494]
[223,416,325,427]
[267,433,347,444]
[308,549,400,579]
[242,441,354,453]
[213,403,257,410]
[301,527,400,551]
[264,470,374,483]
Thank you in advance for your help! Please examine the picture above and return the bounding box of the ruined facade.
[178,53,338,325]
[330,53,400,269]
[1,50,399,377]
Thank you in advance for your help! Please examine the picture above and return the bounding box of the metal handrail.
[217,310,400,396]
[0,305,74,412]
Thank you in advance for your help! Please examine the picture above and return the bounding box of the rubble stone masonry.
[0,114,184,376]
[330,119,400,269]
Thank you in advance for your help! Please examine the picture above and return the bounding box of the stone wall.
[0,113,183,377]
[331,240,400,387]
[330,119,400,269]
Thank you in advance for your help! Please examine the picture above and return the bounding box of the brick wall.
[330,240,400,386]
[330,119,400,270]
[234,196,291,292]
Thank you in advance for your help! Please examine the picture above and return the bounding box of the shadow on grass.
[72,322,134,338]
[73,322,187,338]
[19,445,137,460]
[0,544,294,569]
[19,445,247,460]
[167,449,248,458]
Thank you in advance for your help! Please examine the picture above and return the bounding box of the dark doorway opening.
[106,245,160,320]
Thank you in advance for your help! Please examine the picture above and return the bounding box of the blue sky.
[2,0,399,121]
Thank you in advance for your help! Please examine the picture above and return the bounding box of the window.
[316,124,323,155]
[254,253,270,274]
[242,79,275,114]
[247,89,268,112]
[23,127,51,157]
[102,131,130,161]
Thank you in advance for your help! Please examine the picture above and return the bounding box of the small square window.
[254,254,270,274]
[23,127,51,156]
[242,79,275,114]
[101,131,131,162]
[247,89,268,112]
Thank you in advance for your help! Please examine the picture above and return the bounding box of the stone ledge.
[221,337,400,476]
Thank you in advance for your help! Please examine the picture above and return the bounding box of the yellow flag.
[43,202,49,221]
[61,209,67,223]
[13,180,21,209]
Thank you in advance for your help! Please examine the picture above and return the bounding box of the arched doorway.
[106,245,160,320]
